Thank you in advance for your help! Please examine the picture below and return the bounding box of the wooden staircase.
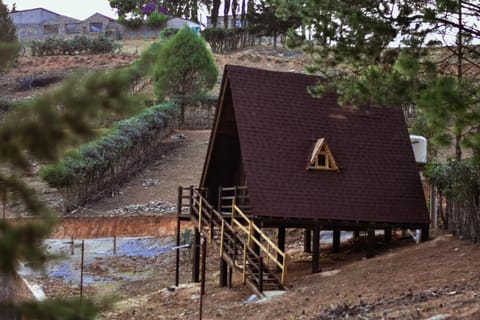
[178,187,286,297]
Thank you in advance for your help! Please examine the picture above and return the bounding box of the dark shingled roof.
[202,65,429,225]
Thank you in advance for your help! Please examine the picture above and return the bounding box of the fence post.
[71,236,74,255]
[80,240,85,300]
[189,185,194,216]
[176,186,182,287]
[220,219,225,256]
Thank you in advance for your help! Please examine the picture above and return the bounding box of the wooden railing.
[231,202,287,285]
[218,186,251,215]
[187,187,286,292]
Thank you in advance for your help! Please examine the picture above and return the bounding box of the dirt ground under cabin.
[2,43,480,319]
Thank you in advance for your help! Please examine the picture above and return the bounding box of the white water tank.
[409,135,427,164]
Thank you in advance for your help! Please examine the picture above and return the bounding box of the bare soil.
[2,44,480,319]
[0,54,135,100]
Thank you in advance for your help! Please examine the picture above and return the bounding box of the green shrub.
[201,26,252,53]
[426,159,480,241]
[40,102,178,188]
[0,96,12,111]
[160,27,178,39]
[118,16,144,29]
[28,35,121,56]
[146,12,168,28]
[89,34,122,54]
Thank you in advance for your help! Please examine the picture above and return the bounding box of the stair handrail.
[231,202,287,285]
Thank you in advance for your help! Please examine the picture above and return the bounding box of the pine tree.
[274,0,480,159]
[224,0,231,28]
[154,27,218,99]
[153,27,217,125]
[248,0,300,49]
[0,0,16,43]
[210,0,221,26]
[0,42,138,317]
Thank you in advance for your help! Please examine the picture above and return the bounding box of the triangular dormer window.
[307,138,339,171]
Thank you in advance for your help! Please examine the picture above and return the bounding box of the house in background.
[83,13,119,36]
[166,17,201,34]
[9,8,120,41]
[10,8,203,41]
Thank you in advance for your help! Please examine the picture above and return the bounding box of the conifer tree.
[0,41,137,318]
[154,27,218,100]
[0,0,16,43]
[274,0,480,159]
[153,27,217,125]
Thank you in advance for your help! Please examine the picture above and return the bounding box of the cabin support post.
[353,230,360,239]
[366,227,376,258]
[421,225,429,242]
[332,229,340,253]
[192,228,201,282]
[200,235,207,295]
[312,223,320,273]
[220,259,228,287]
[304,229,312,253]
[278,226,286,266]
[384,228,392,242]
[228,265,233,288]
[253,229,260,256]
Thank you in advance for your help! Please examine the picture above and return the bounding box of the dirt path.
[77,129,210,215]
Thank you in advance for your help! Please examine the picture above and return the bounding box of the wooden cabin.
[176,65,430,295]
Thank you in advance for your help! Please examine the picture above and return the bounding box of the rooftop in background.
[4,0,118,20]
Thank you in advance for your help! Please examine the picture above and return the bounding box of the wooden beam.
[332,229,340,253]
[353,230,360,239]
[192,228,200,282]
[219,259,228,287]
[312,224,320,273]
[304,229,311,253]
[366,227,375,258]
[421,225,430,242]
[277,226,285,265]
[200,236,207,295]
[256,216,427,231]
[253,229,260,256]
[384,228,392,242]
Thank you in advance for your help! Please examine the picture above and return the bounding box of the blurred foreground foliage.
[0,38,139,318]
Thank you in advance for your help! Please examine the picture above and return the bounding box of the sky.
[4,0,118,20]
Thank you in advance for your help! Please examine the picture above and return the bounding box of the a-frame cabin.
[177,65,429,296]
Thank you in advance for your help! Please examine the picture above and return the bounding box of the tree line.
[109,0,301,50]
[274,0,480,237]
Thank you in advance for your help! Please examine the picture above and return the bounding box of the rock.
[140,178,160,188]
[106,200,176,215]
[426,315,450,320]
